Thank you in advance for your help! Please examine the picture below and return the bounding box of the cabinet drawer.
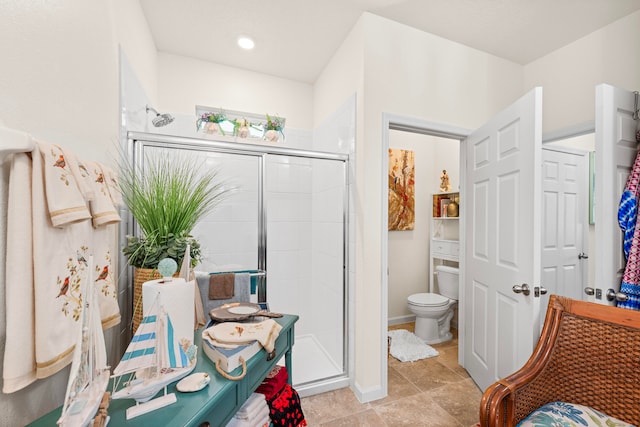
[449,242,459,257]
[432,240,459,259]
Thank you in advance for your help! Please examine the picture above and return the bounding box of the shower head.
[146,105,174,127]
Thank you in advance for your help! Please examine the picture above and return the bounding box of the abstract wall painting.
[388,148,415,231]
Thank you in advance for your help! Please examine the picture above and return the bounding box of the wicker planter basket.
[132,267,161,333]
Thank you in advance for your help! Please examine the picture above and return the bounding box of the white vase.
[238,126,249,138]
[204,122,220,135]
[265,129,279,142]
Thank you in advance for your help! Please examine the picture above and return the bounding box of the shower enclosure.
[120,132,349,396]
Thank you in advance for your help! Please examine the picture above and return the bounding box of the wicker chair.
[480,295,640,427]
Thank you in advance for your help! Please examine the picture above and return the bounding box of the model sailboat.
[57,256,110,427]
[110,256,197,420]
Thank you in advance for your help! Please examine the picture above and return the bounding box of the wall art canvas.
[388,148,415,230]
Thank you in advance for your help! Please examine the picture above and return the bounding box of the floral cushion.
[517,401,634,427]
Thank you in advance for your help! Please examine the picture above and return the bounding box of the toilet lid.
[408,293,449,307]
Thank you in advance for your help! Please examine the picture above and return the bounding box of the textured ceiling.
[140,0,640,83]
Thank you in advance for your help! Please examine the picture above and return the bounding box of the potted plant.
[118,150,231,330]
[264,114,285,142]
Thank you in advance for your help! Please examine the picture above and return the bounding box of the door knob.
[539,287,547,295]
[578,252,588,259]
[512,284,530,296]
[584,287,595,296]
[606,289,629,302]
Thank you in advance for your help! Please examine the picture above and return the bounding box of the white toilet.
[407,265,459,344]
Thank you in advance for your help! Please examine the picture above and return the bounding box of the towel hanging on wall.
[617,133,640,311]
[3,132,122,393]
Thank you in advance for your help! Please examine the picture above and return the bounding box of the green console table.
[28,314,298,427]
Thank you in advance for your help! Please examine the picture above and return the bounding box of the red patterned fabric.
[266,383,306,427]
[256,365,288,400]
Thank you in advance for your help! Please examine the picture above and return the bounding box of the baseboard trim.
[387,314,415,326]
[353,380,386,403]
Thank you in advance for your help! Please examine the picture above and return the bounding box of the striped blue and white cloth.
[618,150,640,311]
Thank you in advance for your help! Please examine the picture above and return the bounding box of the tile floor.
[300,323,483,426]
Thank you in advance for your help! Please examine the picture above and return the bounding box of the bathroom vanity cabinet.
[430,192,459,292]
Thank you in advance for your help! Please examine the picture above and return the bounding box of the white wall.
[524,10,640,133]
[350,12,524,400]
[0,1,157,424]
[388,132,459,321]
[158,53,314,130]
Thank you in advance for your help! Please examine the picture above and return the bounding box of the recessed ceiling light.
[237,36,255,50]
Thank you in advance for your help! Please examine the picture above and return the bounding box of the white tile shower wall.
[266,156,314,334]
[310,160,346,366]
[309,96,355,370]
[191,152,260,272]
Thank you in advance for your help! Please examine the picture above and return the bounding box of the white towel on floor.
[388,329,439,362]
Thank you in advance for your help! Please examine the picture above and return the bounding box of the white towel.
[84,160,120,227]
[56,154,121,327]
[3,150,36,393]
[60,146,95,201]
[226,409,270,427]
[32,143,95,379]
[101,164,123,207]
[3,138,122,393]
[234,393,268,420]
[36,141,91,227]
[92,224,121,329]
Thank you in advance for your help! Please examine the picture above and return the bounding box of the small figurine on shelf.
[440,169,451,192]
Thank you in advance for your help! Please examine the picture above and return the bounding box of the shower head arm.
[145,105,174,127]
[146,105,160,116]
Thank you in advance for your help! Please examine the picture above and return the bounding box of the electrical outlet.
[595,288,602,299]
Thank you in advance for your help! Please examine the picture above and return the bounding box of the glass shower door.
[128,134,349,396]
[265,154,347,391]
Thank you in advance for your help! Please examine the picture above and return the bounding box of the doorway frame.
[381,113,598,396]
[381,112,471,396]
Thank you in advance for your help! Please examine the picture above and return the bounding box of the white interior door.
[464,87,542,391]
[540,147,589,328]
[595,84,639,306]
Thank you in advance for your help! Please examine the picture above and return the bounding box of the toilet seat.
[408,293,449,307]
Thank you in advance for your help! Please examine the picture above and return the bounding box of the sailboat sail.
[157,312,189,369]
[113,309,189,377]
[111,290,197,412]
[113,313,158,376]
[58,256,110,426]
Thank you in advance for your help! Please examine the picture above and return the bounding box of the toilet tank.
[436,265,459,300]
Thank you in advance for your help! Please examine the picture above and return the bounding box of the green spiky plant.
[119,150,231,269]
